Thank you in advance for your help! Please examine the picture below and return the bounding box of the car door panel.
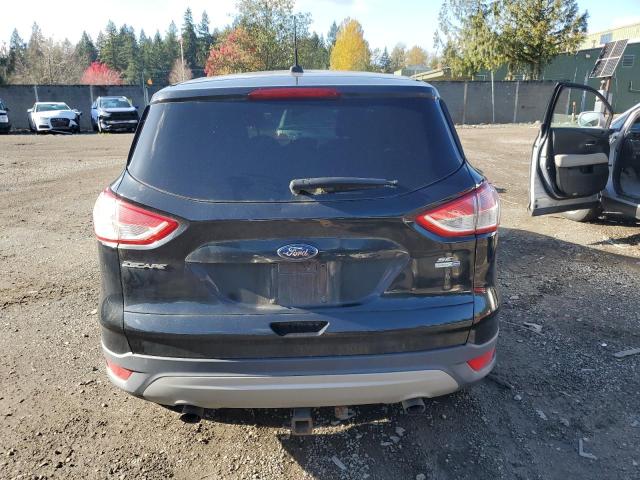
[529,82,613,216]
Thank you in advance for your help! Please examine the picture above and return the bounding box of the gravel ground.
[1,126,639,480]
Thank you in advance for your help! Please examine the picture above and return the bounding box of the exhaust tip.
[401,397,426,415]
[179,405,204,423]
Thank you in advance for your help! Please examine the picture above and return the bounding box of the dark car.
[92,70,500,429]
[91,96,139,133]
[0,98,10,133]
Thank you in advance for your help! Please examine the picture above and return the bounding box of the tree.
[234,0,312,70]
[496,0,587,79]
[329,18,370,71]
[75,31,97,65]
[196,11,213,69]
[378,47,391,73]
[9,23,84,84]
[118,25,140,83]
[181,8,198,69]
[405,45,429,66]
[98,20,121,70]
[164,21,181,66]
[205,27,259,76]
[299,32,329,69]
[168,58,193,83]
[327,21,338,49]
[389,43,406,72]
[80,61,123,85]
[435,0,587,79]
[7,29,26,76]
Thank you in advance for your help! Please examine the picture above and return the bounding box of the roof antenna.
[290,17,304,75]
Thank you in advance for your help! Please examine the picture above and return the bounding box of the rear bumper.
[102,332,497,408]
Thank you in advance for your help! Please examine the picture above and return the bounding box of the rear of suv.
[93,71,500,418]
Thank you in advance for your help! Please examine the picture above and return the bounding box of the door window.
[550,86,612,129]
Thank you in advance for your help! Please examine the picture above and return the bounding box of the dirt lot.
[1,126,639,480]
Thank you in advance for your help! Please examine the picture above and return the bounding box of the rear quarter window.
[128,95,463,202]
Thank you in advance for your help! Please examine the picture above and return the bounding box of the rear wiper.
[289,177,399,195]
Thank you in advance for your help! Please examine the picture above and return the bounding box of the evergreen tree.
[7,29,26,77]
[99,21,120,70]
[164,21,181,68]
[327,21,338,48]
[196,11,213,70]
[119,25,140,83]
[181,8,198,69]
[379,46,391,73]
[75,31,97,65]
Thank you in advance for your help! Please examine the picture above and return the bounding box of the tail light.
[93,188,179,247]
[248,87,340,100]
[467,348,495,371]
[106,359,133,380]
[415,182,500,237]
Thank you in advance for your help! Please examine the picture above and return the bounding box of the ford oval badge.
[277,244,319,261]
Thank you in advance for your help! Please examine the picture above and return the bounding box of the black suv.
[93,71,500,423]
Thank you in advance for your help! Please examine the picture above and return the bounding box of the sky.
[2,0,640,52]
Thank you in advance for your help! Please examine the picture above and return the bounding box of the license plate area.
[276,262,329,307]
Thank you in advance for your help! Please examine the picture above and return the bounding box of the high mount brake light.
[415,182,500,237]
[248,87,341,100]
[92,189,179,247]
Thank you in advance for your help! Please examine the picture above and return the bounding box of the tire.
[561,206,602,222]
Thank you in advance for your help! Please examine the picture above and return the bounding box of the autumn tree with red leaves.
[204,28,259,76]
[80,61,123,85]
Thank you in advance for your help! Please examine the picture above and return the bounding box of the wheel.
[561,206,602,222]
[92,121,98,132]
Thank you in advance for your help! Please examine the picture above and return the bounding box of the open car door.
[529,82,613,216]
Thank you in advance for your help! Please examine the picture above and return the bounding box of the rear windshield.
[128,96,463,202]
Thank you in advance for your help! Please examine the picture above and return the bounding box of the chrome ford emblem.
[277,244,319,261]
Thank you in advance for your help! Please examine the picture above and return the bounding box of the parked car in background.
[27,102,81,133]
[91,96,139,133]
[529,83,640,223]
[92,70,501,429]
[0,98,10,134]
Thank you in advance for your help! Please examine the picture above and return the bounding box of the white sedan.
[27,102,81,133]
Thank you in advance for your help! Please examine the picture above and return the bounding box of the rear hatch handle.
[270,321,329,337]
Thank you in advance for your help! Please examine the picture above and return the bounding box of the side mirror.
[577,111,605,128]
[27,108,33,113]
[134,105,140,109]
[5,107,9,112]
[74,109,82,116]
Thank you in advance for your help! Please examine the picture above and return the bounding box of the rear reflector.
[93,189,179,247]
[467,348,495,371]
[248,87,340,100]
[106,359,133,380]
[415,182,500,237]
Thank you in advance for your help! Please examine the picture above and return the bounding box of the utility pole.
[179,37,185,82]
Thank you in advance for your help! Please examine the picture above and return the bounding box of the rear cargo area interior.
[618,118,640,200]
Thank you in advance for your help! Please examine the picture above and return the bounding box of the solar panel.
[590,39,628,78]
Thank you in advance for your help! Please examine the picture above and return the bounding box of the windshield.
[129,96,463,202]
[0,102,5,111]
[36,103,70,112]
[100,98,132,109]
